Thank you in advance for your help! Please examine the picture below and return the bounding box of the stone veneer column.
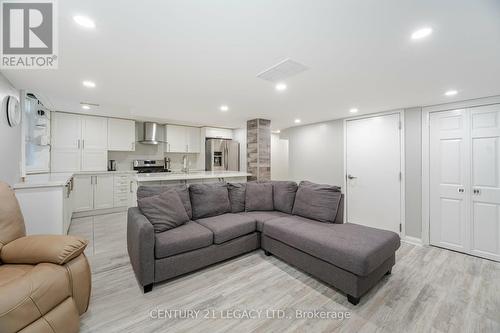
[247,119,271,181]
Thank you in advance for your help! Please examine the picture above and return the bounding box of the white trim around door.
[422,95,500,246]
[422,96,500,261]
[343,110,405,237]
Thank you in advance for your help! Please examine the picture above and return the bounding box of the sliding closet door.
[470,105,500,261]
[429,109,469,252]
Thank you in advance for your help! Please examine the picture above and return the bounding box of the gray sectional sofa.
[127,180,400,305]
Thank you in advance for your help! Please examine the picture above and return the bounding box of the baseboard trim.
[402,236,423,246]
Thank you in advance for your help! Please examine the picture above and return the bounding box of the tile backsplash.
[108,142,200,172]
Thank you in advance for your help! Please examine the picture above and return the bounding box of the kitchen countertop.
[13,170,138,189]
[136,171,251,182]
[13,173,75,189]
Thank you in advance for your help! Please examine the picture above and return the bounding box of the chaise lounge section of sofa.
[127,180,400,305]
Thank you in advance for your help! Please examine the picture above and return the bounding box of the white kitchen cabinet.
[165,124,201,153]
[51,112,108,172]
[82,116,108,150]
[73,175,94,212]
[113,174,133,207]
[51,112,82,172]
[165,124,188,152]
[14,177,74,235]
[187,127,201,153]
[108,118,136,151]
[94,174,114,209]
[204,127,233,140]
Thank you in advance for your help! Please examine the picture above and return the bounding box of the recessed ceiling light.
[411,27,433,40]
[82,80,96,88]
[275,83,287,91]
[294,119,301,124]
[444,90,458,96]
[220,105,229,112]
[73,15,96,29]
[349,108,359,114]
[81,105,90,110]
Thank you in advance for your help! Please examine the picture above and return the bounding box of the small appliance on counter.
[133,159,171,173]
[108,160,117,171]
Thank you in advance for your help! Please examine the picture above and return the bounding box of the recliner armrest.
[0,235,88,265]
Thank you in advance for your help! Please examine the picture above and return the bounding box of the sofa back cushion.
[138,189,190,233]
[292,181,341,223]
[189,183,231,219]
[227,183,246,213]
[272,181,298,214]
[245,182,274,211]
[137,184,193,219]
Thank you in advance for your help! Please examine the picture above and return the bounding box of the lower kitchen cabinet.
[73,175,93,212]
[14,178,74,235]
[94,174,114,209]
[73,173,133,213]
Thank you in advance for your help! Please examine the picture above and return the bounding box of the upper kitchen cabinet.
[186,126,201,153]
[108,118,136,151]
[204,127,233,140]
[165,124,200,153]
[51,112,108,172]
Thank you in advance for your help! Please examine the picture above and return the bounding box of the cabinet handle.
[473,188,481,195]
[458,188,465,193]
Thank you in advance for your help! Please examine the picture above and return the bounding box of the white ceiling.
[3,0,500,130]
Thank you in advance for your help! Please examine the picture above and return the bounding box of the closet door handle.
[458,188,465,193]
[473,188,481,195]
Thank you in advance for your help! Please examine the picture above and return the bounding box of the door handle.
[473,188,481,195]
[458,188,465,193]
[347,174,357,180]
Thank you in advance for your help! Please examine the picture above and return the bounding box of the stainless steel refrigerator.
[205,139,240,171]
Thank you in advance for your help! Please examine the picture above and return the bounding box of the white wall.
[0,74,21,185]
[233,127,247,172]
[271,133,289,180]
[279,110,423,239]
[281,119,344,186]
[404,107,422,239]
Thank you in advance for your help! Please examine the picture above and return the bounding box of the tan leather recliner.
[0,182,91,333]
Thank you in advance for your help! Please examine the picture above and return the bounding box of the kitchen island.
[135,170,251,184]
[132,170,251,206]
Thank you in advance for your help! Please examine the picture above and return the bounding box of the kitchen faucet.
[182,155,189,173]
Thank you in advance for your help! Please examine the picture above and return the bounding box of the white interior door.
[470,105,500,261]
[429,110,469,252]
[346,113,402,233]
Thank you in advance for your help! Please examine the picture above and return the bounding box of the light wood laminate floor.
[69,212,500,333]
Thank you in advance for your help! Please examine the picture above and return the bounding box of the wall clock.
[5,95,21,127]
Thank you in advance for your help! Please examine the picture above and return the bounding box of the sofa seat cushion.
[239,211,290,231]
[195,214,256,244]
[263,217,400,276]
[155,221,213,258]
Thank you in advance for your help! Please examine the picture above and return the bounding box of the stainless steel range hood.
[139,122,162,145]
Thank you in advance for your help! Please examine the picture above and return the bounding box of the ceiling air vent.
[256,58,309,82]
